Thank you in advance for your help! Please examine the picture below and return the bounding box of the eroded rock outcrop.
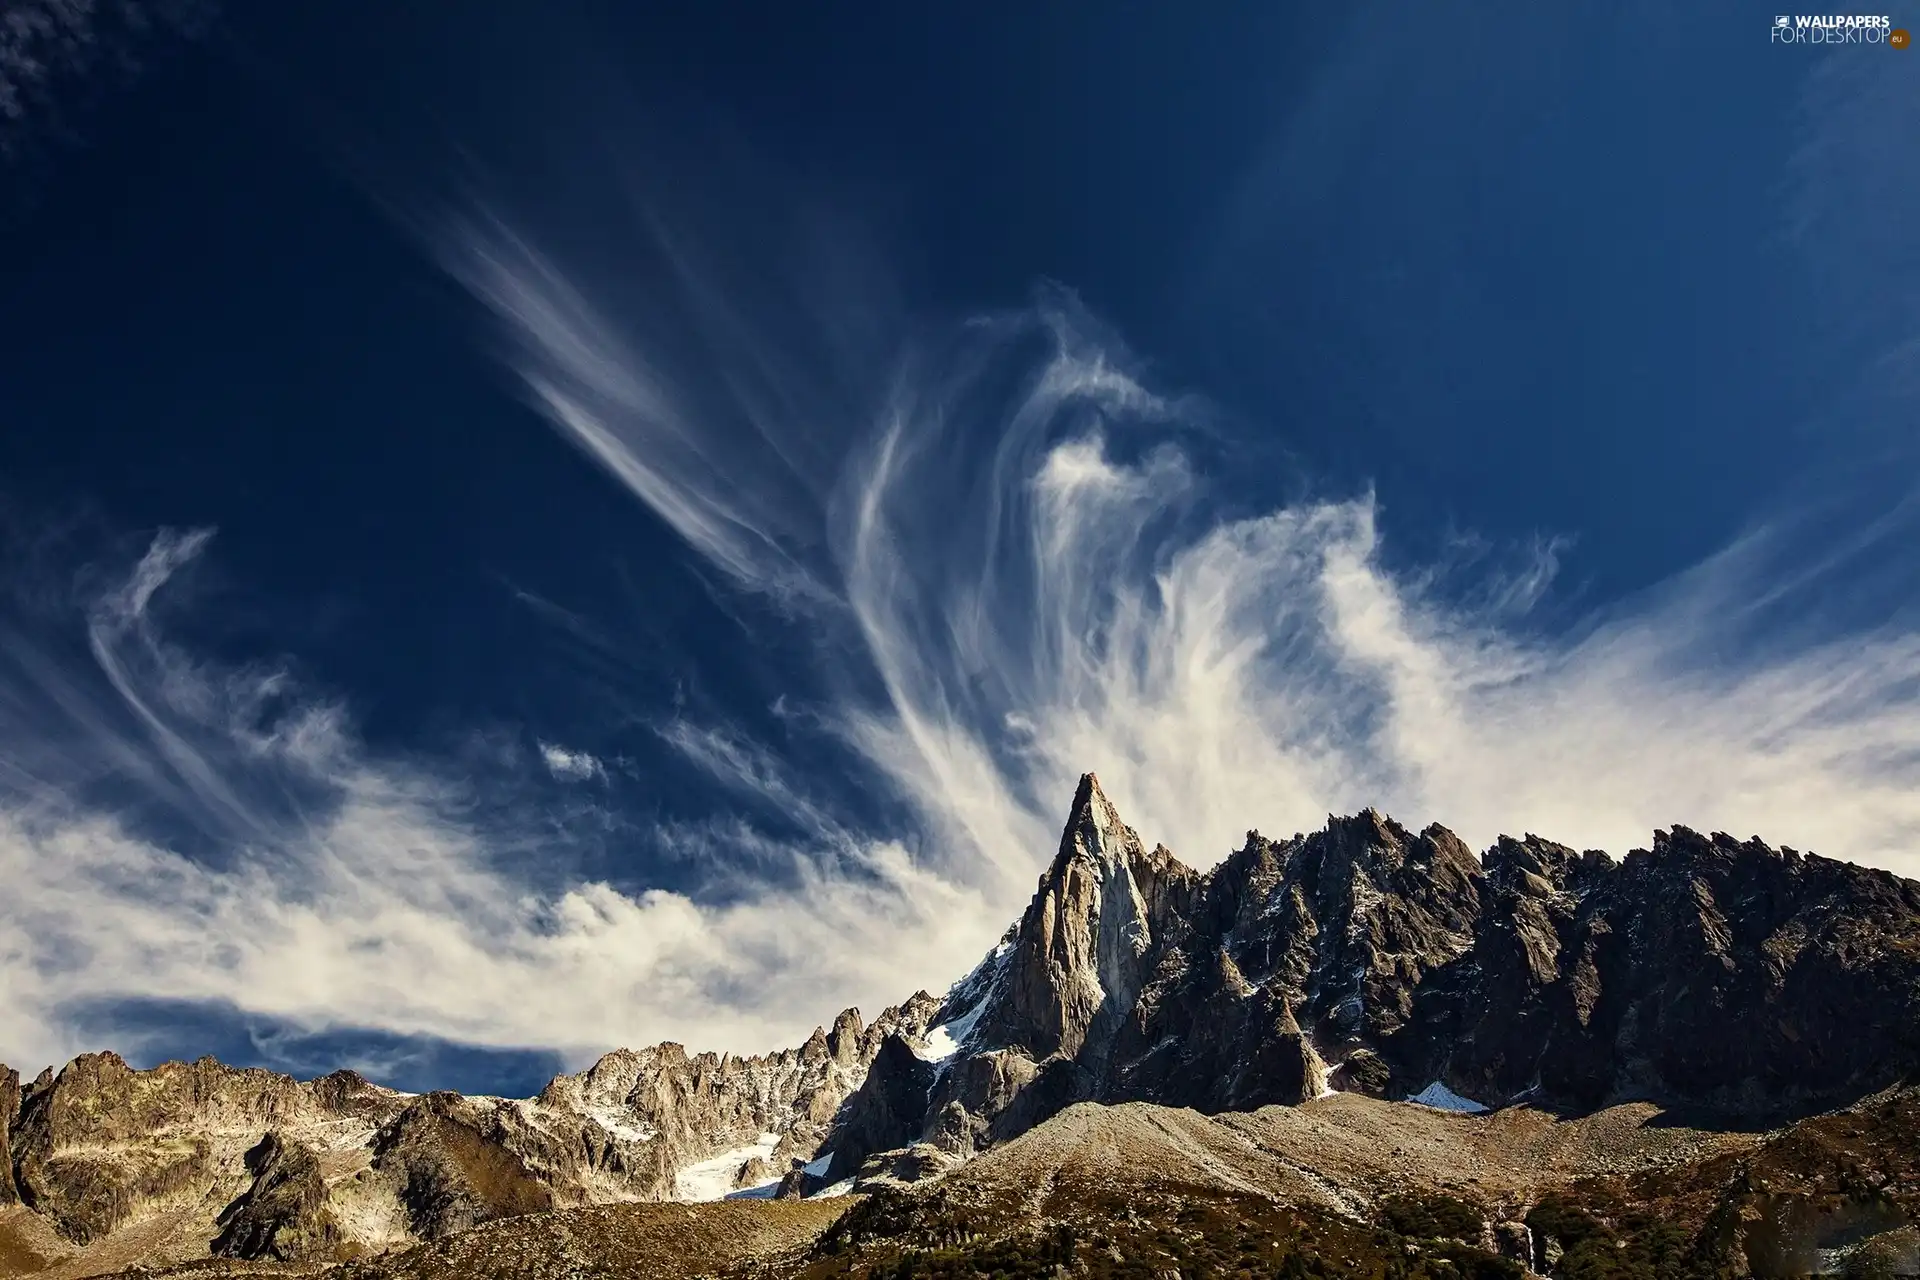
[7,1052,401,1246]
[211,1131,340,1260]
[370,1093,556,1240]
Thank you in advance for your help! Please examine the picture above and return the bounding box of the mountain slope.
[826,773,1920,1181]
[763,1086,1920,1280]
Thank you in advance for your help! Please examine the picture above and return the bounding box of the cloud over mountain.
[3,20,1918,1085]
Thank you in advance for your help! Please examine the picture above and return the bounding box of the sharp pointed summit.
[968,774,1192,1065]
[1047,772,1135,876]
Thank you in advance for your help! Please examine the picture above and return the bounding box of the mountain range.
[4,774,1919,1279]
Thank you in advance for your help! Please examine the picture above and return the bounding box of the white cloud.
[538,741,603,783]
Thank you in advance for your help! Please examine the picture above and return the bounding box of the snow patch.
[723,1150,834,1201]
[918,998,986,1063]
[1405,1081,1489,1114]
[674,1132,781,1202]
[586,1101,658,1144]
[815,1178,856,1198]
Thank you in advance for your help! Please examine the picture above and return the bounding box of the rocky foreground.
[8,1085,1918,1279]
[5,774,1920,1278]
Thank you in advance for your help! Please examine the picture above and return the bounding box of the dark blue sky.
[1,1,1914,1095]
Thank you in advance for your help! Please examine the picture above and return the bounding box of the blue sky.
[0,1,1915,1096]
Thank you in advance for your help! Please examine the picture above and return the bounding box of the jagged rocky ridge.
[825,773,1920,1182]
[5,772,1920,1270]
[0,1001,935,1266]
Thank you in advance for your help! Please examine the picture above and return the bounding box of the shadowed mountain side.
[825,774,1920,1181]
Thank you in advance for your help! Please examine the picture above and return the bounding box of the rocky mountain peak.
[1481,833,1613,897]
[971,773,1176,1066]
[1048,772,1133,875]
[825,1008,865,1065]
[0,992,944,1262]
[826,775,1920,1189]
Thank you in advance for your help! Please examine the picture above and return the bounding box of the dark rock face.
[0,1063,19,1206]
[211,1131,339,1260]
[1458,827,1920,1116]
[827,1036,940,1180]
[371,1093,556,1240]
[832,774,1920,1168]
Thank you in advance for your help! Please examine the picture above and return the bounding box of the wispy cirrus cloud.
[454,178,1920,883]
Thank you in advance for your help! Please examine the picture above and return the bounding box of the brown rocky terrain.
[0,1199,852,1280]
[16,1086,1912,1280]
[0,1002,934,1275]
[327,1198,854,1280]
[743,1086,1920,1280]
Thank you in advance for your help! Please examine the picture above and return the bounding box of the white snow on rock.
[722,1149,837,1201]
[814,1178,856,1198]
[915,928,1015,1066]
[586,1102,659,1144]
[675,1132,781,1202]
[1405,1081,1489,1113]
[918,998,987,1063]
